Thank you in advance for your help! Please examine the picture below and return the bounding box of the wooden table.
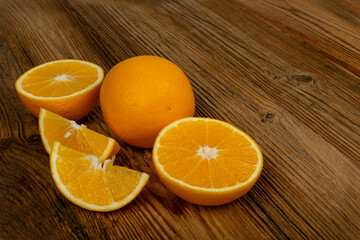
[1,0,359,239]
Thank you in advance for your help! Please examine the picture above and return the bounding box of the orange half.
[153,117,263,206]
[15,59,104,120]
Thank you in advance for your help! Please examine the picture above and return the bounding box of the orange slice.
[50,142,149,211]
[153,117,263,206]
[39,108,120,162]
[15,59,104,121]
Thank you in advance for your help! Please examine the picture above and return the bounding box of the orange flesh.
[157,120,259,188]
[55,146,142,206]
[21,61,99,97]
[42,110,119,161]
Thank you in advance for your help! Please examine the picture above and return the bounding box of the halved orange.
[51,142,149,211]
[15,59,104,121]
[39,108,120,162]
[153,117,263,206]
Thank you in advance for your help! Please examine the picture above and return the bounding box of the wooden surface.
[1,0,360,239]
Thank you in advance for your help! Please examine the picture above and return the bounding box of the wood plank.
[234,0,360,76]
[0,0,359,239]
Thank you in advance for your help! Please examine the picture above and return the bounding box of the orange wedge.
[39,108,120,162]
[153,117,263,206]
[50,142,149,211]
[15,59,104,121]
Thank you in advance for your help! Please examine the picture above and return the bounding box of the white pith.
[63,121,81,138]
[55,74,74,82]
[197,145,219,160]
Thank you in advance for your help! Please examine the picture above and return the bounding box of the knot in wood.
[290,75,313,83]
[261,112,275,122]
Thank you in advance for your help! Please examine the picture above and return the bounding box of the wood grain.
[1,0,360,239]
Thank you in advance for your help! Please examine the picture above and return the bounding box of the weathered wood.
[0,0,359,239]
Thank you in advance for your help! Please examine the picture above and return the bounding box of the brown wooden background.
[1,0,360,239]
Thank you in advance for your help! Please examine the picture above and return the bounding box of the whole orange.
[100,56,195,148]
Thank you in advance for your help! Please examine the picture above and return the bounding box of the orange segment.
[157,146,198,165]
[65,164,95,199]
[39,108,120,162]
[51,142,149,212]
[216,156,257,183]
[81,169,113,206]
[182,158,212,188]
[163,155,201,179]
[158,126,199,150]
[55,147,92,185]
[105,165,144,202]
[176,120,207,146]
[15,59,104,120]
[217,131,253,150]
[153,117,263,206]
[207,120,234,147]
[208,159,238,188]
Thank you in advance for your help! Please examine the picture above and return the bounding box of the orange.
[100,56,195,148]
[153,117,263,206]
[50,142,149,211]
[15,59,104,121]
[39,108,120,162]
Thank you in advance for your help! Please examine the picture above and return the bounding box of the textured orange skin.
[17,85,100,121]
[100,56,195,148]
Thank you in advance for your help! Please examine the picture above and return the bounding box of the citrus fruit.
[100,55,195,148]
[15,59,104,121]
[153,117,263,206]
[50,142,149,211]
[39,108,120,162]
